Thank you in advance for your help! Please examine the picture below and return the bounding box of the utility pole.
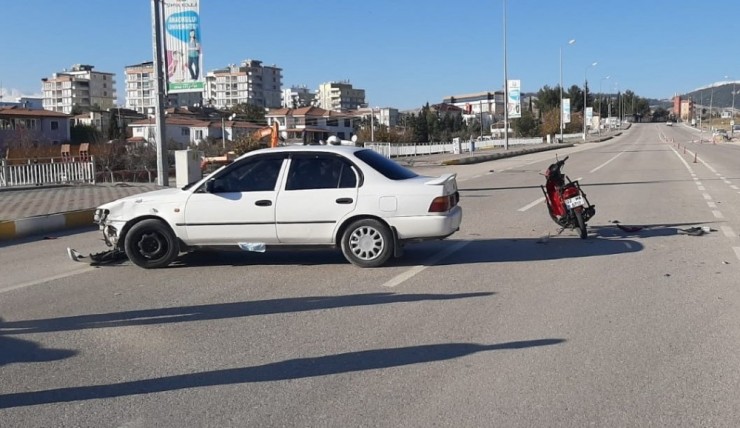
[503,0,509,150]
[151,0,168,186]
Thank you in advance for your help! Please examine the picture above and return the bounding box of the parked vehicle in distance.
[713,129,728,141]
[665,121,673,126]
[69,145,462,268]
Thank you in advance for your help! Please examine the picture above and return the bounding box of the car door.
[182,153,287,245]
[275,153,359,244]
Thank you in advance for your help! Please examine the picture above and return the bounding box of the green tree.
[229,103,266,123]
[70,124,102,144]
[512,110,540,137]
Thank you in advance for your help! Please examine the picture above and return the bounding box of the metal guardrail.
[0,158,96,188]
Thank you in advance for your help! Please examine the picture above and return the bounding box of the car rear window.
[353,149,418,180]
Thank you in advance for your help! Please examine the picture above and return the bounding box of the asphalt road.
[2,123,740,427]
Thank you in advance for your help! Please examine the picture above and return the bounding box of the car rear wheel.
[341,219,393,268]
[124,219,179,268]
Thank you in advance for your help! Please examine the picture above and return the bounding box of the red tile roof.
[0,106,70,118]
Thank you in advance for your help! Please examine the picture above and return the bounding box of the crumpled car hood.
[98,187,187,218]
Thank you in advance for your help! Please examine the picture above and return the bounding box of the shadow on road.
[0,292,494,335]
[0,334,77,366]
[0,338,564,409]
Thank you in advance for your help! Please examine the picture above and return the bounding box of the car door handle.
[335,198,354,204]
[255,200,272,206]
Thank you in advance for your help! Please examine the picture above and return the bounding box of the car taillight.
[429,193,458,212]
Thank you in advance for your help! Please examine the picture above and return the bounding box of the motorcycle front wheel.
[574,209,587,239]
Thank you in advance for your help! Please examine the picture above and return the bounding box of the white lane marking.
[696,181,703,186]
[724,180,732,185]
[472,174,482,179]
[382,241,472,288]
[693,177,699,181]
[734,247,740,261]
[721,226,736,239]
[731,185,739,190]
[720,176,726,180]
[703,193,713,200]
[698,186,706,191]
[713,210,725,219]
[707,202,717,208]
[0,266,97,294]
[518,197,546,212]
[590,151,624,173]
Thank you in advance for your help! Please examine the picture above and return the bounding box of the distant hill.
[680,82,740,108]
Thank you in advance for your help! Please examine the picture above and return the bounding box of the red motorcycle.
[541,155,595,238]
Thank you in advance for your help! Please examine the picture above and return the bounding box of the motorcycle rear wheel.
[575,209,587,239]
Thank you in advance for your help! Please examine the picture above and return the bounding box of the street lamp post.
[709,82,715,132]
[221,113,235,150]
[583,61,597,141]
[559,39,576,143]
[598,75,610,135]
[503,0,509,150]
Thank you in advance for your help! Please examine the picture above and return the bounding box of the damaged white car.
[69,145,462,268]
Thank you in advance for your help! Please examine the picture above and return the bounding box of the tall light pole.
[150,0,168,186]
[222,113,235,150]
[727,75,736,136]
[559,39,576,143]
[598,75,610,135]
[709,82,715,132]
[583,61,597,140]
[503,0,509,150]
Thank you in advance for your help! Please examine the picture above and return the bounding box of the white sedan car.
[76,145,462,268]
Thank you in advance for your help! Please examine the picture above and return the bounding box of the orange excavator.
[200,122,280,173]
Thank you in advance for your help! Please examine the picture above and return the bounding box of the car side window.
[286,155,356,190]
[213,157,284,193]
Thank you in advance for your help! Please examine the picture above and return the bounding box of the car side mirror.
[205,179,216,193]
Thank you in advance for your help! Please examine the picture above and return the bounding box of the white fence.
[363,135,579,158]
[0,158,96,188]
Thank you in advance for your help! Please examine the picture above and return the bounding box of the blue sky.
[1,0,739,110]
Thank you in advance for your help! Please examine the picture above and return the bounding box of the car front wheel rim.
[137,232,166,259]
[349,226,384,261]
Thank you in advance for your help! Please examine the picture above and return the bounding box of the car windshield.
[353,149,418,180]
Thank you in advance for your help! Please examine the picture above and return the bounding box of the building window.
[344,119,351,127]
[181,127,190,136]
[51,121,59,130]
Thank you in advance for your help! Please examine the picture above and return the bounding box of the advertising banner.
[163,0,204,93]
[507,79,521,118]
[586,106,593,121]
[562,98,571,124]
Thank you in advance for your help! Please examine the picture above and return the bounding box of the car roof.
[235,144,365,161]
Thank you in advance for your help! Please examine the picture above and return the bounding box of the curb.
[442,143,575,165]
[0,209,96,241]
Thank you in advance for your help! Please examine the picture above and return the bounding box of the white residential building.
[282,85,315,108]
[266,106,357,143]
[205,59,283,109]
[355,107,399,127]
[124,61,202,115]
[316,81,366,112]
[42,64,116,114]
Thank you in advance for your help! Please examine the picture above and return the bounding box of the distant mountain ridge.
[680,82,740,108]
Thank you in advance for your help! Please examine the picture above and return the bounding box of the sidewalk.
[0,140,595,242]
[0,182,165,241]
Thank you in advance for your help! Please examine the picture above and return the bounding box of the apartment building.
[316,81,366,112]
[41,64,116,114]
[204,59,283,109]
[282,85,316,108]
[124,62,202,115]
